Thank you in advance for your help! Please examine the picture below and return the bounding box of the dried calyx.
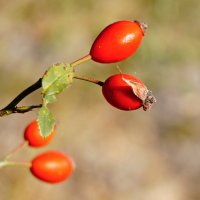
[122,77,156,111]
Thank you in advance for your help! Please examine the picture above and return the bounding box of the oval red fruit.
[24,120,55,147]
[30,151,74,183]
[90,20,146,63]
[102,74,144,110]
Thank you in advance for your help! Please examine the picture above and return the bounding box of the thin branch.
[12,105,42,113]
[74,75,104,86]
[4,141,28,161]
[0,78,42,117]
[2,78,42,111]
[0,59,101,117]
[0,104,42,117]
[0,160,31,168]
[70,55,92,67]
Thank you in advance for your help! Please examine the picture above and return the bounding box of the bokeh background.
[0,0,200,200]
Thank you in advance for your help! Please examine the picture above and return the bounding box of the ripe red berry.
[102,74,156,111]
[24,120,55,147]
[90,20,147,63]
[30,151,74,183]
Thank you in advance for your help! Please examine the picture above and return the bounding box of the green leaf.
[37,106,55,137]
[42,63,74,105]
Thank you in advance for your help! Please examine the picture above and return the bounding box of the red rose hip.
[30,151,74,183]
[102,74,156,111]
[24,120,55,147]
[90,20,147,63]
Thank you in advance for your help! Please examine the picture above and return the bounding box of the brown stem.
[0,105,42,117]
[2,78,42,111]
[70,55,92,67]
[0,78,42,117]
[74,75,104,86]
[0,55,94,117]
[0,160,31,168]
[4,141,28,161]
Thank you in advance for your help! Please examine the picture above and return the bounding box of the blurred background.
[0,0,200,200]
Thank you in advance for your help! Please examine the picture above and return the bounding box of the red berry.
[30,151,74,183]
[90,20,146,63]
[24,120,55,147]
[102,74,145,110]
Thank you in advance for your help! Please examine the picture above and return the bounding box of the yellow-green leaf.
[42,63,74,105]
[37,106,55,137]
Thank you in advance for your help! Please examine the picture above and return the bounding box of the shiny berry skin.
[24,120,55,147]
[102,74,144,110]
[30,151,74,183]
[90,20,146,63]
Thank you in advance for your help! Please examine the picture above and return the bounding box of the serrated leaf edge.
[37,106,56,138]
[42,63,73,93]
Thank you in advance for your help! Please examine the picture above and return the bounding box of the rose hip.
[24,120,55,147]
[102,74,156,111]
[90,20,147,63]
[30,151,74,183]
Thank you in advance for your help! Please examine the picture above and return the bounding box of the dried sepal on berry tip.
[122,77,156,111]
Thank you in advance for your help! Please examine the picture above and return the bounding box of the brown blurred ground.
[0,0,200,200]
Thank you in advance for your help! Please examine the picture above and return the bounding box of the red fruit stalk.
[102,74,156,111]
[30,151,74,183]
[24,120,55,147]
